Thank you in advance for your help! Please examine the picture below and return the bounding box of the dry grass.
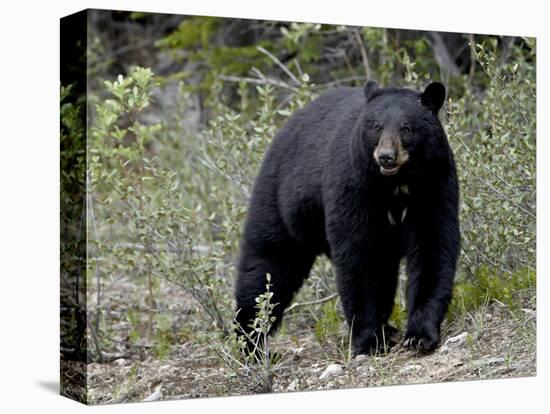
[83,274,536,404]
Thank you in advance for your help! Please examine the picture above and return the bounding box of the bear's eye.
[367,121,382,131]
[401,125,411,133]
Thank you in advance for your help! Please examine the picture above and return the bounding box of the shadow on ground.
[36,381,58,395]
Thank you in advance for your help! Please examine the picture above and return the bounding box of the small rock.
[291,346,304,360]
[399,364,422,374]
[354,354,368,363]
[159,364,172,373]
[287,378,299,391]
[290,346,304,354]
[522,308,536,318]
[445,332,468,346]
[114,358,126,366]
[319,363,344,381]
[142,384,162,402]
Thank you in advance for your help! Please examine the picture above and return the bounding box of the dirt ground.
[80,277,536,404]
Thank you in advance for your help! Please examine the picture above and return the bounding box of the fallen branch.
[285,293,338,313]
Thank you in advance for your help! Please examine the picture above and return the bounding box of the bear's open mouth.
[380,166,400,176]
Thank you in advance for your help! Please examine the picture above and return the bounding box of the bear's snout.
[377,149,397,169]
[374,136,409,176]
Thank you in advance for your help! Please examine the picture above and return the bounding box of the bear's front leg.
[403,189,460,352]
[334,251,400,356]
[325,186,401,355]
[403,269,453,352]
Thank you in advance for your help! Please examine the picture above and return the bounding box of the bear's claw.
[402,334,437,352]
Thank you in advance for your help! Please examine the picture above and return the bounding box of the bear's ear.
[363,80,379,101]
[420,82,446,112]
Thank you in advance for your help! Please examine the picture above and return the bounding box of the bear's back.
[247,87,367,245]
[266,87,365,170]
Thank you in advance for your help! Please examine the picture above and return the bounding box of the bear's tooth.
[400,184,409,195]
[387,211,396,226]
[401,207,408,223]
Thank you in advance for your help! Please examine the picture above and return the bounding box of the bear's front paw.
[353,325,398,356]
[402,329,439,352]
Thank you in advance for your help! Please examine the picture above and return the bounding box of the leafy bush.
[213,274,281,393]
[447,39,536,277]
[449,266,536,320]
[60,83,87,360]
[89,67,230,348]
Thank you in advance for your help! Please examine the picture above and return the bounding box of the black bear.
[235,81,460,355]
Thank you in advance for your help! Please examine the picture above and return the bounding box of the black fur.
[235,82,460,355]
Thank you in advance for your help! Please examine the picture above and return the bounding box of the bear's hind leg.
[235,243,316,345]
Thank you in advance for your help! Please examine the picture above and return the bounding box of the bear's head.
[362,80,447,176]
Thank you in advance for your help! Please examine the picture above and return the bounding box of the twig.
[341,49,358,80]
[218,74,298,92]
[126,304,197,314]
[461,232,513,275]
[477,176,535,220]
[293,59,304,80]
[106,336,154,349]
[109,39,156,58]
[467,34,476,85]
[315,76,367,90]
[353,29,370,79]
[256,46,300,85]
[86,176,102,335]
[103,371,160,404]
[451,130,530,197]
[429,32,461,76]
[87,319,104,363]
[498,36,516,66]
[285,293,338,313]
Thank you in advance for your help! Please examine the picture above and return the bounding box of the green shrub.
[314,300,343,345]
[447,39,536,277]
[89,67,230,346]
[213,274,281,393]
[449,266,536,320]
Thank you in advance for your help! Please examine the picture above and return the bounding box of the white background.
[0,0,547,412]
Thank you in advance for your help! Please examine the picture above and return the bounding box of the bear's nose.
[378,150,396,168]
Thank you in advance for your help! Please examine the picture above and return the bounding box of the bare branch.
[218,74,298,92]
[353,29,370,79]
[285,293,338,313]
[256,45,300,85]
